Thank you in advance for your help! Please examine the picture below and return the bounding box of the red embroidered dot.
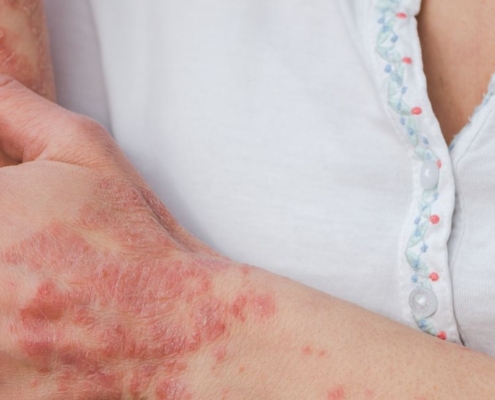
[396,12,407,18]
[402,57,412,64]
[429,272,439,281]
[430,215,440,224]
[436,159,442,169]
[411,107,422,115]
[437,331,447,340]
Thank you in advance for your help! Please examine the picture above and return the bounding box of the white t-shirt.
[44,0,495,357]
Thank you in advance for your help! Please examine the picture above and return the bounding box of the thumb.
[0,75,117,167]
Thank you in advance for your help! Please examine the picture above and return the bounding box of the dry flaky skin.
[0,170,277,399]
[0,0,55,100]
[1,133,494,400]
[7,186,276,399]
[6,203,265,397]
[1,4,495,399]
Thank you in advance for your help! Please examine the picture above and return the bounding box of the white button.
[420,160,439,190]
[409,287,438,318]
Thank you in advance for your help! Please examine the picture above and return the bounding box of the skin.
[0,0,54,167]
[0,80,493,400]
[418,0,495,146]
[1,1,495,399]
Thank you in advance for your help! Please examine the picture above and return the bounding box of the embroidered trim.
[375,0,446,340]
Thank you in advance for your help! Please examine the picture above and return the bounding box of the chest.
[417,0,495,146]
[62,0,495,357]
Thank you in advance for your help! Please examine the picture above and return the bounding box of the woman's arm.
[0,0,54,167]
[0,77,493,398]
[0,3,494,399]
[0,0,54,100]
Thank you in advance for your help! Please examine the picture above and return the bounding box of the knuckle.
[70,114,107,138]
[63,113,120,167]
[65,114,112,150]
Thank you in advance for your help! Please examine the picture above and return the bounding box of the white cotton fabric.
[44,0,495,357]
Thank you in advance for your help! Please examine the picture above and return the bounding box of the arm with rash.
[0,2,494,400]
[0,85,494,399]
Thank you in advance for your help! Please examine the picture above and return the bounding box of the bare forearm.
[0,78,494,399]
[0,5,492,398]
[179,266,495,398]
[0,0,54,100]
[0,0,54,167]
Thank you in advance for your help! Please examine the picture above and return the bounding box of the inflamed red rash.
[155,378,192,400]
[0,0,55,100]
[327,386,346,400]
[301,345,328,359]
[1,179,278,398]
[81,179,223,259]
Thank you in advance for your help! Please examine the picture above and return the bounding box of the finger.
[0,75,118,167]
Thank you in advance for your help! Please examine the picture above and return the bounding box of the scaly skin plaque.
[1,179,277,399]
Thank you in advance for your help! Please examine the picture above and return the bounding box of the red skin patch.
[0,185,276,400]
[213,345,228,363]
[129,363,158,397]
[302,346,312,356]
[191,298,227,344]
[3,180,278,398]
[253,294,277,319]
[231,291,277,322]
[20,281,67,321]
[231,294,248,322]
[327,386,345,400]
[155,378,192,400]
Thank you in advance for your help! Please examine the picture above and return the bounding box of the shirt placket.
[371,0,461,343]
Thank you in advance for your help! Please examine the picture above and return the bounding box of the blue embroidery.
[375,0,443,338]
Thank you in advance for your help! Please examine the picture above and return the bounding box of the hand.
[0,75,276,399]
[2,76,495,400]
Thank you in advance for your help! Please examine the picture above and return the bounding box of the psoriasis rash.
[213,345,227,363]
[2,179,279,398]
[327,386,346,400]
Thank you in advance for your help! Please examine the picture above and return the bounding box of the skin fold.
[0,1,495,399]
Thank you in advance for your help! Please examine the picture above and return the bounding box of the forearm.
[0,0,54,167]
[181,265,495,399]
[0,78,493,398]
[0,0,54,100]
[0,7,492,398]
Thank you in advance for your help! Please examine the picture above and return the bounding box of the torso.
[417,0,495,146]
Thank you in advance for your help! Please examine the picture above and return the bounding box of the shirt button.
[409,287,438,318]
[420,160,439,190]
